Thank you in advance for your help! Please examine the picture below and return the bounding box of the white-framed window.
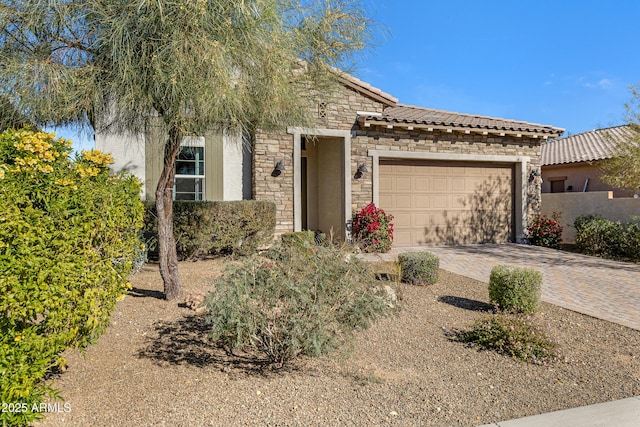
[174,137,205,201]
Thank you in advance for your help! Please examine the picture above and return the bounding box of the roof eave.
[335,74,398,107]
[359,118,563,140]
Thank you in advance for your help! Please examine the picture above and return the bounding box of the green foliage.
[574,215,640,261]
[599,87,640,193]
[1,0,378,300]
[205,243,393,366]
[351,203,394,253]
[527,212,563,249]
[143,201,276,260]
[281,231,316,247]
[488,265,542,314]
[456,313,562,365]
[0,0,376,137]
[397,252,439,285]
[0,129,143,426]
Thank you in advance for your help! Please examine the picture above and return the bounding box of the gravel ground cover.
[40,259,640,426]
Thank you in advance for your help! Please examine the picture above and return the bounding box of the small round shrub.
[456,313,561,365]
[488,265,542,314]
[205,243,393,366]
[398,252,439,285]
[527,213,562,248]
[351,203,394,253]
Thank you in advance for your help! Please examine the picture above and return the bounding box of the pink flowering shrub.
[527,213,562,249]
[351,203,394,253]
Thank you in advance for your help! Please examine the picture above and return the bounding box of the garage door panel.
[380,160,514,246]
[395,176,412,191]
[414,195,430,209]
[379,176,392,192]
[431,177,448,192]
[379,194,392,207]
[414,177,429,191]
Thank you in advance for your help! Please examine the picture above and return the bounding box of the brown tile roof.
[336,72,398,107]
[541,125,638,166]
[363,104,564,138]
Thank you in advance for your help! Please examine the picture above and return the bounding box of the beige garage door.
[379,160,514,246]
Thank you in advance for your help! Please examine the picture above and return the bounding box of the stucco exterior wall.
[542,191,640,242]
[542,162,635,198]
[95,131,147,198]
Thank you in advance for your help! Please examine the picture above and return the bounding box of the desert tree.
[600,85,640,194]
[0,0,376,299]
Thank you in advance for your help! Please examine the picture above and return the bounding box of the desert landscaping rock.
[40,259,640,427]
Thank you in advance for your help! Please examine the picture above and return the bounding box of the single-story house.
[96,73,564,246]
[541,125,638,198]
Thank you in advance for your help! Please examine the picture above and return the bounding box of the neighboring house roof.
[541,125,638,166]
[359,104,564,139]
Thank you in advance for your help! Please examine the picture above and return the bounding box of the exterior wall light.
[272,159,285,177]
[354,162,368,179]
[529,168,541,182]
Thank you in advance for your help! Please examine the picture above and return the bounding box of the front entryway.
[300,136,345,240]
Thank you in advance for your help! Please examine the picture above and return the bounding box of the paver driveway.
[367,244,640,331]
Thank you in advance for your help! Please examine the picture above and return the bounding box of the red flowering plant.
[527,212,563,249]
[351,203,394,253]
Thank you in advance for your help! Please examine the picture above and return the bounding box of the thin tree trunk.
[156,126,183,300]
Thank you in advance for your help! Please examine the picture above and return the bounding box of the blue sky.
[357,0,639,136]
[59,0,639,151]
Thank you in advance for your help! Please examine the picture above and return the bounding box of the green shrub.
[143,200,276,260]
[488,265,542,314]
[280,231,315,247]
[527,213,563,248]
[456,313,561,365]
[351,203,394,253]
[0,129,143,426]
[205,243,393,366]
[574,215,640,261]
[398,252,439,285]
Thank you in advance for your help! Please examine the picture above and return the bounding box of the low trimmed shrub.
[205,243,393,366]
[574,215,640,261]
[527,213,563,248]
[488,265,542,314]
[398,252,439,285]
[280,231,315,247]
[143,200,276,260]
[0,129,143,426]
[351,203,394,253]
[456,313,562,365]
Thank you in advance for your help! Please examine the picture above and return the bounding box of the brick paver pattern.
[365,244,640,331]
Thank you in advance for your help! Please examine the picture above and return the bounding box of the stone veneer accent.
[253,83,543,238]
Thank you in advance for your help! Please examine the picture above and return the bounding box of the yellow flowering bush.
[0,129,143,426]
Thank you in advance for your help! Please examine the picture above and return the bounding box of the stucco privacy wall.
[541,191,640,242]
[253,83,543,238]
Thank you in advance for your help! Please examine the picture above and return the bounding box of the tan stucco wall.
[541,162,635,198]
[541,191,640,242]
